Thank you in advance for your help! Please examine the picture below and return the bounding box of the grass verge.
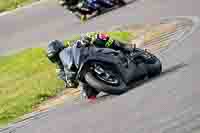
[0,0,39,13]
[0,48,64,125]
[0,31,135,125]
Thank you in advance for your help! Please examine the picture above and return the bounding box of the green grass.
[0,48,64,125]
[0,31,134,125]
[0,0,37,13]
[107,31,136,43]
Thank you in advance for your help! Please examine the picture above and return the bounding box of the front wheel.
[84,64,127,95]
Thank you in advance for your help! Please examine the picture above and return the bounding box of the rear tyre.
[146,56,162,77]
[132,50,162,78]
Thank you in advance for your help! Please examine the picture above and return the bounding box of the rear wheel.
[131,50,162,77]
[84,64,127,95]
[146,56,162,77]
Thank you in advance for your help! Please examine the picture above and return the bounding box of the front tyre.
[84,69,127,95]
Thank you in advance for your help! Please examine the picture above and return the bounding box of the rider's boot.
[79,82,99,101]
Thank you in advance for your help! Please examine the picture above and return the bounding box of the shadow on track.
[129,62,189,90]
[95,62,189,101]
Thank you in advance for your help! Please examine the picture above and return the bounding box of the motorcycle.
[65,44,162,97]
[59,0,126,21]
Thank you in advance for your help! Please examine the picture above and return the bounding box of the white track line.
[0,0,49,17]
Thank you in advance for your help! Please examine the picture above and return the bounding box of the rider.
[46,33,131,98]
[75,32,131,52]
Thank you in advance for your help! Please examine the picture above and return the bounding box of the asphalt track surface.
[1,0,200,133]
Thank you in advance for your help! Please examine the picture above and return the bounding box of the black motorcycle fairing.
[62,46,159,87]
[74,47,129,82]
[78,47,148,84]
[89,48,149,83]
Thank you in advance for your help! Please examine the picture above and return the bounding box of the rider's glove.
[65,79,78,88]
